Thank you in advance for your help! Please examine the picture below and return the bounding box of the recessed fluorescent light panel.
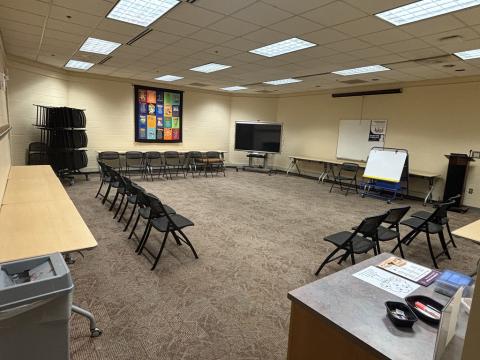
[107,0,180,27]
[65,60,94,70]
[221,86,247,91]
[155,75,184,81]
[332,65,391,76]
[250,38,316,58]
[79,37,121,55]
[376,0,480,26]
[190,63,231,73]
[263,78,302,86]
[454,48,480,60]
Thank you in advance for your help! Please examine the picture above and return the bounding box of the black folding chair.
[121,183,145,231]
[136,194,198,271]
[109,175,129,219]
[95,161,112,199]
[329,162,359,196]
[205,151,225,177]
[394,201,455,268]
[98,151,121,172]
[184,151,203,178]
[125,151,144,177]
[410,195,460,249]
[144,151,164,180]
[315,213,386,275]
[377,206,411,258]
[101,167,122,205]
[164,151,183,179]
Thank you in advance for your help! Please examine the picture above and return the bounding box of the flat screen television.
[235,122,282,153]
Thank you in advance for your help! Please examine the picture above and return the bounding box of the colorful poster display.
[134,85,183,143]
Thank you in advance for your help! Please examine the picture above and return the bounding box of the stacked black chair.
[164,151,183,179]
[33,105,88,183]
[98,151,121,172]
[204,151,225,177]
[315,213,386,275]
[136,193,198,270]
[184,151,205,177]
[329,162,359,196]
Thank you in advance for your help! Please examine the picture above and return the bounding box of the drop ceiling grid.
[0,1,478,92]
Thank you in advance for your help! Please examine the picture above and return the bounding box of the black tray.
[405,295,443,325]
[385,301,418,328]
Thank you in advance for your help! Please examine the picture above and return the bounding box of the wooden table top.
[288,155,365,166]
[0,165,97,263]
[452,219,480,243]
[288,253,449,360]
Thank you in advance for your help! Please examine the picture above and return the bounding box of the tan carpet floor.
[66,170,480,360]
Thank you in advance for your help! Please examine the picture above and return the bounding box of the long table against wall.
[286,155,439,205]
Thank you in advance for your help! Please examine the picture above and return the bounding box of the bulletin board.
[134,85,183,143]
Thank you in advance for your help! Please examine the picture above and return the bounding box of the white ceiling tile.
[4,43,37,58]
[349,46,391,59]
[174,38,212,51]
[261,0,334,15]
[128,38,168,51]
[0,6,45,26]
[454,6,480,26]
[151,17,200,36]
[223,37,262,51]
[41,37,79,54]
[326,38,371,52]
[89,29,131,44]
[72,52,106,63]
[268,16,322,36]
[37,54,70,67]
[1,0,50,16]
[44,29,85,43]
[194,0,256,15]
[243,28,289,44]
[46,18,91,36]
[439,38,480,53]
[421,27,480,48]
[302,28,349,45]
[49,5,102,27]
[52,0,112,16]
[363,54,407,65]
[360,28,412,46]
[343,0,414,14]
[233,2,291,26]
[203,46,242,57]
[208,17,260,36]
[166,3,224,27]
[382,39,431,53]
[401,15,465,37]
[189,29,234,44]
[140,30,181,45]
[302,2,367,27]
[95,18,144,37]
[400,47,447,61]
[0,18,42,35]
[2,29,41,46]
[333,16,392,36]
[299,45,338,59]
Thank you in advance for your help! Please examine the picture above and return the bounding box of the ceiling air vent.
[98,56,112,65]
[189,82,209,87]
[338,79,369,85]
[127,28,153,45]
[414,55,455,65]
[256,90,274,93]
[181,0,197,3]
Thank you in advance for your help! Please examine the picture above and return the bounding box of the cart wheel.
[387,200,391,204]
[361,194,365,198]
[90,328,103,337]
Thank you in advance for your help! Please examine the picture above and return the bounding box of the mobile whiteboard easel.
[361,148,409,203]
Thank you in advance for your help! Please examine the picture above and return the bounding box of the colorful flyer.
[172,105,179,117]
[172,117,180,128]
[157,117,163,127]
[156,104,163,116]
[164,117,172,128]
[157,128,164,140]
[148,103,156,114]
[164,92,172,105]
[164,128,173,140]
[156,91,164,104]
[138,89,146,103]
[172,129,179,140]
[164,105,172,117]
[147,90,156,103]
[139,102,147,114]
[147,128,156,140]
[139,128,146,139]
[172,93,180,105]
[147,115,156,130]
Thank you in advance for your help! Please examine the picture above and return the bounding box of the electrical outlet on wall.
[468,188,474,194]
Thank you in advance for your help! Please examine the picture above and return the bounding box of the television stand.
[243,152,272,175]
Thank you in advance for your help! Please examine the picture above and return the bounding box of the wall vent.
[189,82,208,87]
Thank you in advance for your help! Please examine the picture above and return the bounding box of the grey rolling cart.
[0,253,102,360]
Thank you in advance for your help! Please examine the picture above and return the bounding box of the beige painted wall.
[228,82,480,207]
[7,59,231,169]
[0,33,11,202]
[5,58,480,207]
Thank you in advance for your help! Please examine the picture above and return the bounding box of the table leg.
[286,159,295,176]
[424,177,435,206]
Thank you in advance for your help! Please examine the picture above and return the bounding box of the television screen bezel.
[234,121,283,154]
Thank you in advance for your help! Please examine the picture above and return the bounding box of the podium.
[443,153,474,212]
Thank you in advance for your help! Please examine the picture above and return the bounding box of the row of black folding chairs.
[315,196,460,275]
[95,161,199,270]
[98,151,225,180]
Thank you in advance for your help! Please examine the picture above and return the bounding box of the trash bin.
[0,253,73,360]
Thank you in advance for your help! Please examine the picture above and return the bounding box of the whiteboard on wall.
[363,148,407,183]
[336,120,387,161]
